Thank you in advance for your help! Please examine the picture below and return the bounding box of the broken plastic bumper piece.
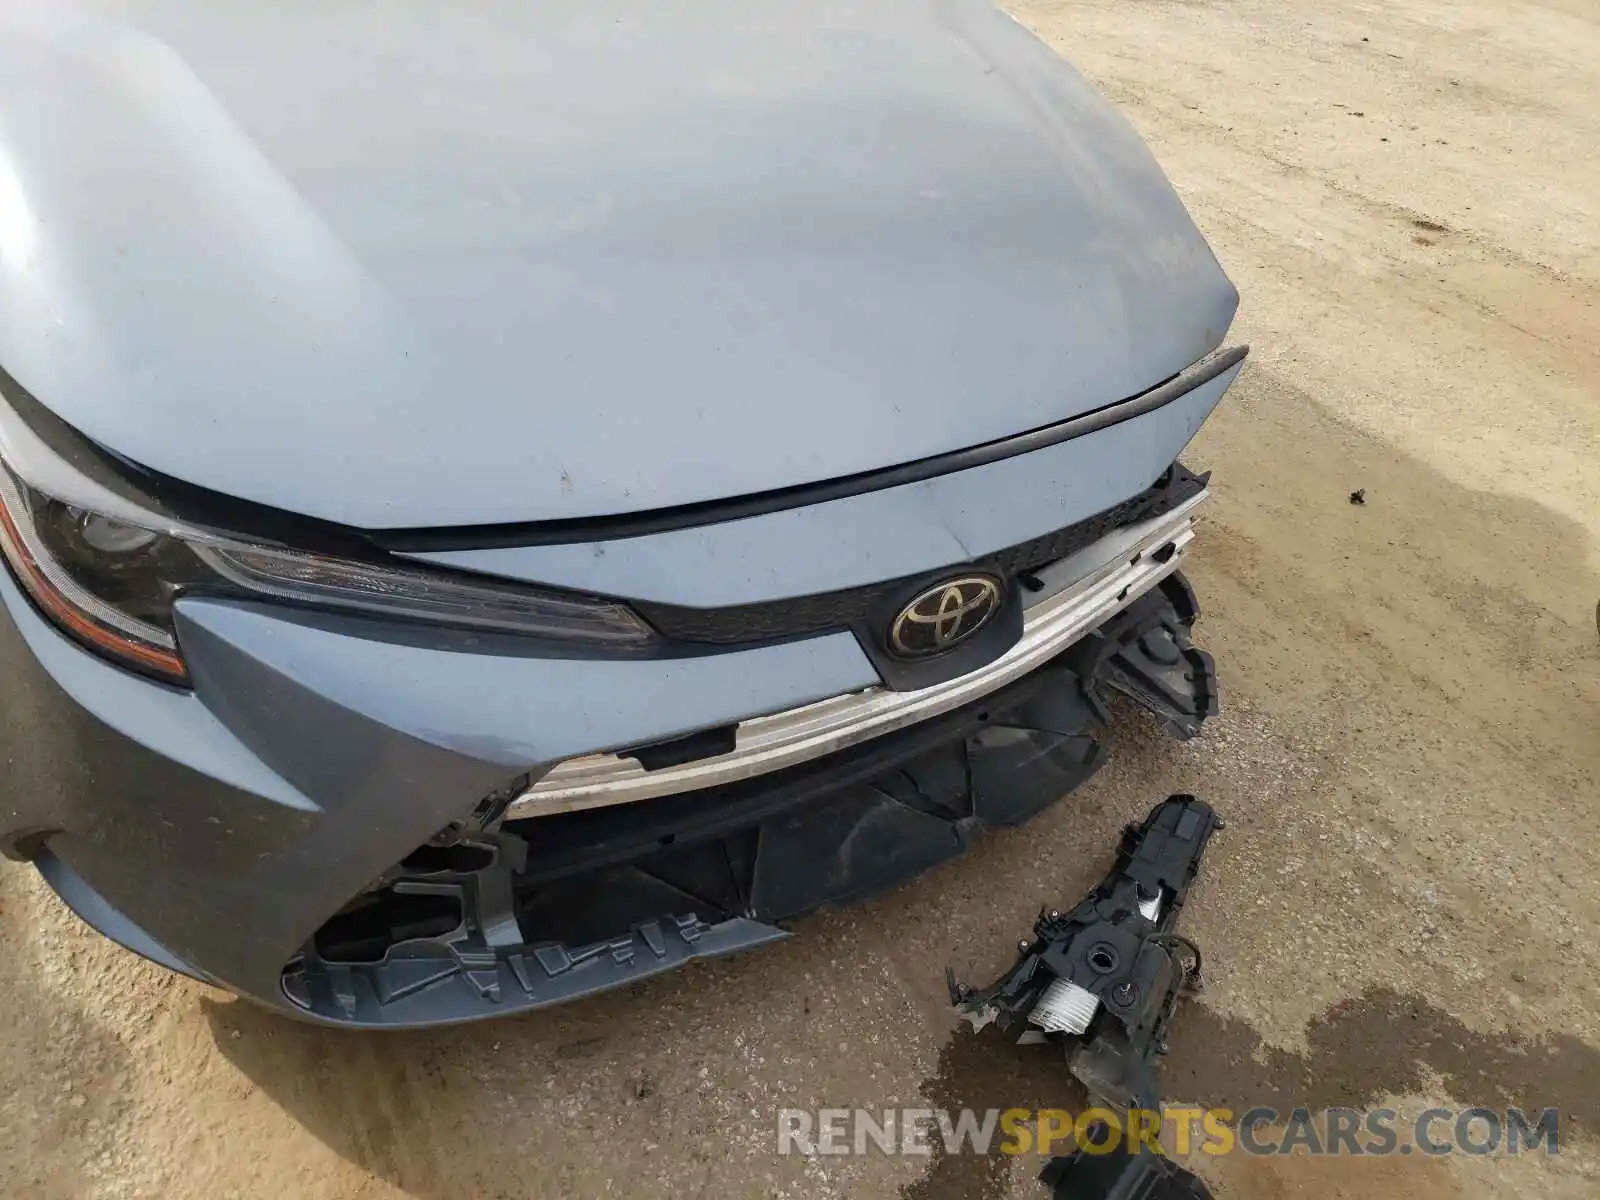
[949,795,1221,1111]
[949,795,1222,1199]
[1039,1138,1215,1200]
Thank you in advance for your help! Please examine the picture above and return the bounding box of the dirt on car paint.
[2,0,1598,1197]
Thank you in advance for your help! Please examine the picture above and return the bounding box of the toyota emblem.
[887,576,1003,659]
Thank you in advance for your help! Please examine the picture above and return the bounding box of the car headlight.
[0,390,657,684]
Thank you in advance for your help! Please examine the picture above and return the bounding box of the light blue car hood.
[0,0,1236,528]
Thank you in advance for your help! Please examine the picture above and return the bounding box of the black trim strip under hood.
[0,347,1243,557]
[374,346,1247,551]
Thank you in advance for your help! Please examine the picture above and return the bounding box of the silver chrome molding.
[506,490,1208,820]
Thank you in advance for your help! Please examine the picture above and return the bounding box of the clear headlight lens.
[192,539,653,644]
[0,409,657,685]
[0,463,207,679]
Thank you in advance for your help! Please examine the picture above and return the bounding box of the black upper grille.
[634,463,1204,646]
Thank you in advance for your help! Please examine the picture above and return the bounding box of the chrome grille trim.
[506,490,1207,820]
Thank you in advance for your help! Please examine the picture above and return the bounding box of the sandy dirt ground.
[2,0,1597,1197]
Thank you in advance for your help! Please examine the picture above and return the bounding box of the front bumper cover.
[2,487,1218,1027]
[280,573,1216,1027]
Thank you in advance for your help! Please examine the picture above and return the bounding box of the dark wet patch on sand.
[903,986,1596,1200]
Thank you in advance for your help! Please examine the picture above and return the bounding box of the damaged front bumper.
[285,564,1217,1027]
[5,479,1220,1028]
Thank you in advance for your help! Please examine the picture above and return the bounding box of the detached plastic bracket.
[1039,1143,1215,1199]
[1072,573,1218,741]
